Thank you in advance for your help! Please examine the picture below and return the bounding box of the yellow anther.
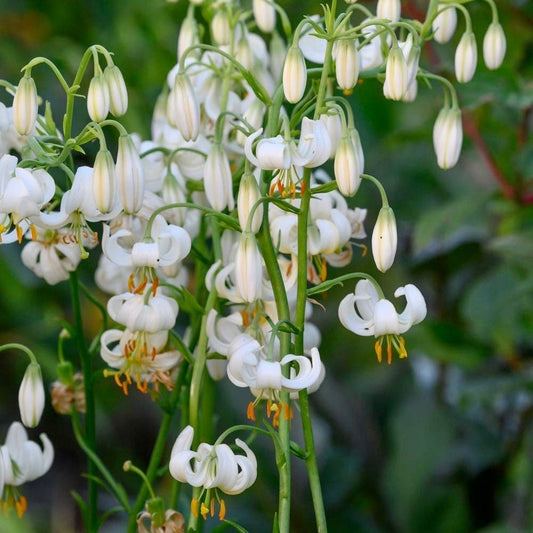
[190,499,199,518]
[200,502,209,520]
[374,339,383,363]
[218,499,226,520]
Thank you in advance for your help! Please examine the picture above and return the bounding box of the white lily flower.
[359,21,384,71]
[245,129,291,170]
[102,215,191,268]
[297,117,332,168]
[0,421,53,517]
[253,0,276,33]
[338,279,427,364]
[483,22,506,70]
[101,328,181,393]
[432,4,457,44]
[455,31,478,83]
[433,106,463,170]
[169,426,256,519]
[204,143,234,212]
[206,309,244,356]
[13,76,38,136]
[18,362,45,428]
[372,206,397,273]
[107,286,178,333]
[320,109,342,159]
[298,18,327,64]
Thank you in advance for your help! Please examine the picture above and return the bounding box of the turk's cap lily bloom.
[169,426,257,495]
[1,421,54,487]
[206,309,244,357]
[18,362,45,428]
[483,22,506,70]
[432,4,457,44]
[107,286,178,333]
[297,117,332,168]
[339,279,427,363]
[102,215,191,268]
[13,75,38,136]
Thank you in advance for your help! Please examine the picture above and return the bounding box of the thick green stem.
[69,271,97,532]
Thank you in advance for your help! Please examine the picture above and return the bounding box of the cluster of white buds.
[87,61,128,122]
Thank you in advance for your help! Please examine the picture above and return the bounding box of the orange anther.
[218,499,226,520]
[200,502,209,520]
[246,402,256,421]
[191,499,199,518]
[16,225,23,243]
[30,224,37,241]
[387,338,392,365]
[151,277,159,296]
[210,499,215,517]
[374,339,382,363]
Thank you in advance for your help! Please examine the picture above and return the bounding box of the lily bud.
[270,31,286,81]
[167,74,200,141]
[334,132,362,197]
[178,14,199,60]
[335,39,359,92]
[432,4,457,44]
[372,206,397,273]
[238,170,262,233]
[93,149,116,214]
[87,73,110,122]
[483,22,506,70]
[433,106,463,170]
[377,0,401,23]
[283,45,307,103]
[104,65,128,117]
[253,0,276,33]
[236,99,265,146]
[236,36,254,71]
[383,46,407,101]
[455,31,477,83]
[13,75,38,136]
[19,362,45,428]
[235,232,263,302]
[204,143,234,212]
[115,135,144,214]
[211,10,231,46]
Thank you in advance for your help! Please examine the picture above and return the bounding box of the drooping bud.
[399,35,420,102]
[372,206,397,273]
[455,31,477,83]
[167,74,200,141]
[335,39,359,92]
[161,170,187,226]
[377,0,401,23]
[236,36,254,70]
[19,362,45,428]
[235,232,263,302]
[236,99,265,146]
[87,73,110,122]
[237,170,262,233]
[432,4,457,44]
[92,148,116,214]
[283,45,307,103]
[178,13,199,60]
[433,106,463,170]
[204,143,234,212]
[211,10,231,46]
[383,46,407,101]
[483,22,506,70]
[104,65,128,117]
[334,129,363,197]
[13,75,38,135]
[115,135,144,214]
[253,0,276,33]
[270,31,286,81]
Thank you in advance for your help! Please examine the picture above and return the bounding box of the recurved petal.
[338,292,375,336]
[395,284,427,332]
[373,299,400,336]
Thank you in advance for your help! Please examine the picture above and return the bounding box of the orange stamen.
[272,406,281,428]
[300,180,307,195]
[210,499,215,517]
[152,277,159,296]
[200,502,209,520]
[128,274,135,292]
[398,336,407,358]
[134,277,148,294]
[191,499,199,518]
[114,373,123,389]
[266,400,273,418]
[375,339,382,363]
[16,225,23,243]
[246,402,256,421]
[387,337,392,365]
[30,224,37,241]
[218,499,226,520]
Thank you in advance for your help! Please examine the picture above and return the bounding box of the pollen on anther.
[246,402,256,421]
[218,499,226,520]
[190,499,199,518]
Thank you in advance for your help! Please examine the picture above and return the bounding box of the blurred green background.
[0,0,532,531]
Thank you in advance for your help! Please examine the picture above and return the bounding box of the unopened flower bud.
[377,0,401,23]
[104,65,128,117]
[204,143,234,212]
[235,232,263,302]
[433,106,463,170]
[283,45,307,103]
[238,170,262,233]
[93,149,116,213]
[270,31,286,81]
[432,4,457,44]
[13,75,38,135]
[334,132,362,197]
[167,74,200,141]
[236,37,254,70]
[372,206,397,273]
[19,362,45,428]
[178,14,199,59]
[236,100,265,146]
[253,0,276,33]
[383,46,408,101]
[115,135,144,214]
[335,39,359,92]
[87,73,110,122]
[211,10,231,46]
[483,22,506,70]
[162,171,187,226]
[455,31,477,83]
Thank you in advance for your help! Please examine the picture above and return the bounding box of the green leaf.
[488,229,533,268]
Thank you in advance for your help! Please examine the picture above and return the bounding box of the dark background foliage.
[0,0,532,531]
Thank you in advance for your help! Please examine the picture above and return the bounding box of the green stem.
[0,343,37,364]
[69,270,97,532]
